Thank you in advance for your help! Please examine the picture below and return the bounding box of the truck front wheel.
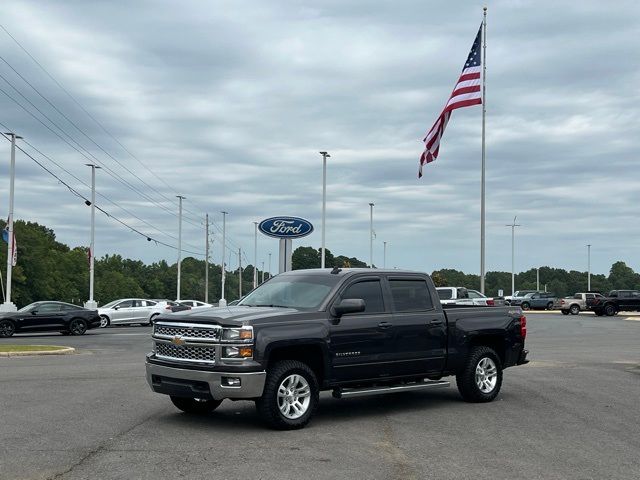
[256,360,319,430]
[456,346,503,403]
[170,396,222,414]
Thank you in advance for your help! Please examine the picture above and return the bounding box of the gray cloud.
[0,0,638,283]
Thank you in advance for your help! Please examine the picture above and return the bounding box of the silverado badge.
[171,335,186,346]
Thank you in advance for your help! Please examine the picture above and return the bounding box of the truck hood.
[153,305,302,327]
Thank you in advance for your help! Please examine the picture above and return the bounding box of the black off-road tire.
[456,346,503,403]
[570,305,580,315]
[605,304,616,316]
[256,360,319,430]
[0,319,16,337]
[170,396,222,414]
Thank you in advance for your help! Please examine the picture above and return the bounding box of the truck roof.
[278,268,423,277]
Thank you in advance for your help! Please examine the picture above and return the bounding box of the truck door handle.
[429,319,444,325]
[378,322,391,329]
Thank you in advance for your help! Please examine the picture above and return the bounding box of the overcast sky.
[0,0,638,278]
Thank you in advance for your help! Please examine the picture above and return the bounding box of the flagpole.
[480,6,487,294]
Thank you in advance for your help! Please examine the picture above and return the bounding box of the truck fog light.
[222,377,241,387]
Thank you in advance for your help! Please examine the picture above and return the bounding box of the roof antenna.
[331,266,342,274]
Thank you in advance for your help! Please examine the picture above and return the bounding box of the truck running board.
[332,380,450,399]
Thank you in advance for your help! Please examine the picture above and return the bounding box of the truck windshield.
[238,274,338,310]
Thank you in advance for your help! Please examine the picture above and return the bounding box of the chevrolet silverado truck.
[146,268,529,430]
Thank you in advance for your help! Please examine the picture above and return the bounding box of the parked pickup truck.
[436,287,504,306]
[146,268,529,429]
[587,290,640,316]
[553,292,604,315]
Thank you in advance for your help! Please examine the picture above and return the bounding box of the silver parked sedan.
[98,299,163,327]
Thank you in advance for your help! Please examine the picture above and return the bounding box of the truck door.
[388,277,447,376]
[328,277,394,382]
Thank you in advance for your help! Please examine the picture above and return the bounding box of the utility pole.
[85,164,100,309]
[205,213,209,304]
[536,267,540,291]
[319,151,330,268]
[369,203,375,268]
[383,241,387,269]
[587,244,591,291]
[505,216,521,296]
[268,253,272,280]
[261,261,265,284]
[220,211,228,306]
[238,248,242,299]
[1,132,21,312]
[253,221,258,289]
[176,195,185,301]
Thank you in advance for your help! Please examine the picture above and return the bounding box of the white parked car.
[176,300,213,309]
[436,287,504,306]
[98,298,165,327]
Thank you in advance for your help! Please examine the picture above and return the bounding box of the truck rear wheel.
[605,304,616,316]
[570,305,580,315]
[456,346,503,403]
[170,396,222,414]
[256,360,319,430]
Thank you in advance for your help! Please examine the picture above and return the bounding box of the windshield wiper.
[251,304,290,308]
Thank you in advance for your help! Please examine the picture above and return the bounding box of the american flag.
[418,25,483,177]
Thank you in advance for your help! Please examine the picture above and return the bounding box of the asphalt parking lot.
[1,314,639,480]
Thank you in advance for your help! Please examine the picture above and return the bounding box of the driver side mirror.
[332,298,366,318]
[31,310,38,315]
[113,305,120,310]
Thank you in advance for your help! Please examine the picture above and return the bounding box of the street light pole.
[253,221,258,289]
[268,253,272,280]
[505,216,521,296]
[1,132,21,312]
[85,164,100,309]
[383,241,387,269]
[238,248,242,299]
[536,267,540,291]
[369,203,374,268]
[587,244,591,291]
[176,195,185,301]
[220,211,228,306]
[319,152,330,268]
[261,261,265,284]
[205,213,209,304]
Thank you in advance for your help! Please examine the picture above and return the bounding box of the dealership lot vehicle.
[0,301,100,337]
[511,292,557,310]
[554,292,604,315]
[587,289,640,316]
[146,268,528,429]
[98,298,163,327]
[504,289,537,305]
[170,299,214,312]
[436,286,503,306]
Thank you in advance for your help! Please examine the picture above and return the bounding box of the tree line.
[1,219,638,307]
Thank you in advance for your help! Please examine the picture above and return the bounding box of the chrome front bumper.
[146,358,266,401]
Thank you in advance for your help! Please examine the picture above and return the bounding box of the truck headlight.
[222,327,253,341]
[222,346,253,358]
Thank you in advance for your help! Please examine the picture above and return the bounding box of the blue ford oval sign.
[259,217,314,239]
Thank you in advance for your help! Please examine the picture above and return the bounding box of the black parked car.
[0,301,101,337]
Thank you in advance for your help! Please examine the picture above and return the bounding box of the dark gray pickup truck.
[146,268,529,429]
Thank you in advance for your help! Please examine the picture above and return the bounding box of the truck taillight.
[520,316,527,339]
[486,299,495,306]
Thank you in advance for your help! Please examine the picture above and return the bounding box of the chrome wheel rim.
[277,374,311,419]
[475,357,497,393]
[100,317,109,328]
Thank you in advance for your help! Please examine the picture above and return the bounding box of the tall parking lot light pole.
[205,213,210,304]
[261,261,265,284]
[506,216,521,296]
[220,211,228,307]
[369,203,375,268]
[587,244,591,291]
[238,248,242,298]
[268,253,271,280]
[176,195,185,301]
[253,222,258,289]
[536,267,540,291]
[383,241,387,269]
[1,133,22,312]
[319,152,330,268]
[85,164,101,310]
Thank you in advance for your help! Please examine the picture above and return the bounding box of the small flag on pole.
[3,221,17,267]
[418,24,483,177]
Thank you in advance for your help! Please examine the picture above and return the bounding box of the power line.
[0,24,204,226]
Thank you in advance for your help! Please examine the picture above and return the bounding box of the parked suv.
[511,292,556,310]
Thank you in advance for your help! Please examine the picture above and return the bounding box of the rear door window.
[390,279,433,312]
[437,289,452,300]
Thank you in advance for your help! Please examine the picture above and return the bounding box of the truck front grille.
[155,342,216,364]
[154,324,221,340]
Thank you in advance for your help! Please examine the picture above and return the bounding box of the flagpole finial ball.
[483,6,487,11]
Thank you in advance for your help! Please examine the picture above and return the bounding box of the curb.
[0,346,76,357]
